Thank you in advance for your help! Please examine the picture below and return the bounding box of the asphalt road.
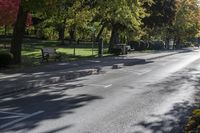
[1,50,200,133]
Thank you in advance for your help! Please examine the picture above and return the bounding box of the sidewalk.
[0,49,195,96]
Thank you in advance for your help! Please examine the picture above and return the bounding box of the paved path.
[0,49,200,132]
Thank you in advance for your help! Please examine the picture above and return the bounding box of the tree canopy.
[0,0,200,64]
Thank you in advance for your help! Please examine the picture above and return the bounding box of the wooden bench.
[41,47,62,63]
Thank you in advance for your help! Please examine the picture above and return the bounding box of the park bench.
[41,47,62,63]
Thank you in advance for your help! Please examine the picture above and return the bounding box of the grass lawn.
[0,39,111,67]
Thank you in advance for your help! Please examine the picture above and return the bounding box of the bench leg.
[41,57,49,63]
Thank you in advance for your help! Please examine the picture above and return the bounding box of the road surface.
[1,50,200,133]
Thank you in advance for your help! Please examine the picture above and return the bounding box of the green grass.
[0,39,111,67]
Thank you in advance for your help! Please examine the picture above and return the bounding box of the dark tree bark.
[175,37,181,49]
[59,18,67,45]
[69,24,76,45]
[109,23,120,53]
[10,5,27,64]
[96,23,106,42]
[165,37,170,50]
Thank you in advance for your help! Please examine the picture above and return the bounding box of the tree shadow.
[0,56,153,96]
[132,67,200,133]
[0,80,103,132]
[133,102,197,133]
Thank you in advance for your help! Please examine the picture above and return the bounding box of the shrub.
[153,41,166,50]
[0,52,13,67]
[128,41,139,50]
[147,41,155,50]
[112,48,122,55]
[184,42,193,47]
[185,109,200,132]
[138,40,149,51]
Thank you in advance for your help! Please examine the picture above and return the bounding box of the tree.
[172,0,200,48]
[0,0,32,26]
[0,0,20,26]
[93,0,151,52]
[143,0,177,28]
[8,0,58,64]
[142,0,177,44]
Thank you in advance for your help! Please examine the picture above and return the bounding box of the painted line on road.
[0,111,44,129]
[87,84,112,88]
[0,116,22,120]
[104,84,113,88]
[0,111,27,116]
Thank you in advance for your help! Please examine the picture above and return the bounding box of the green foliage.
[172,0,200,40]
[143,0,177,28]
[185,109,200,132]
[0,52,13,67]
[96,0,151,31]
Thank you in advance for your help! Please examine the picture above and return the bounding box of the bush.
[0,52,13,67]
[153,41,166,50]
[184,42,193,47]
[185,109,200,132]
[128,41,149,51]
[147,41,155,50]
[138,40,149,51]
[112,48,122,55]
[128,41,139,50]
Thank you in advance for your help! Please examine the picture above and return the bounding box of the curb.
[0,49,192,97]
[0,68,100,97]
[111,49,190,69]
[112,59,146,69]
[146,49,192,60]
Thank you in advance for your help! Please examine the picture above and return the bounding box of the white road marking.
[0,111,44,129]
[0,111,27,116]
[104,84,113,88]
[0,116,22,120]
[87,84,112,88]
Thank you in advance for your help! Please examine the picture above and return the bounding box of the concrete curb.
[146,49,192,60]
[0,68,100,96]
[111,49,191,69]
[0,49,191,97]
[112,59,146,69]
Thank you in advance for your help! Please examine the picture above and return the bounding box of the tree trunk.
[109,24,120,53]
[165,38,170,50]
[96,23,106,42]
[10,5,27,64]
[175,37,181,49]
[59,18,67,45]
[69,24,76,45]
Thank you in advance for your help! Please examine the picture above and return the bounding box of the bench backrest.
[41,48,56,57]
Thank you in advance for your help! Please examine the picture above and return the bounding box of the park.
[1,0,200,132]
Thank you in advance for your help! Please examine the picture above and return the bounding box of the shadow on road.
[132,66,200,133]
[0,78,103,132]
[0,57,153,96]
